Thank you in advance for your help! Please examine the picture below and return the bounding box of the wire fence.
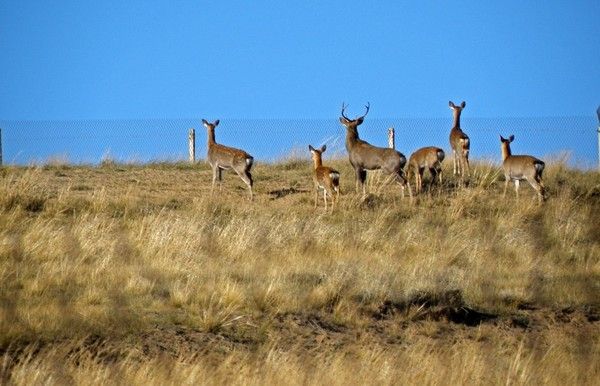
[0,117,597,169]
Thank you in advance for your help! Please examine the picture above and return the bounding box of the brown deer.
[448,101,470,177]
[202,119,254,200]
[500,135,546,202]
[308,144,340,210]
[339,103,411,199]
[407,146,445,194]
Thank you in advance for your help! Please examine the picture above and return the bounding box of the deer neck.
[501,143,511,161]
[345,127,360,149]
[452,110,461,129]
[207,129,216,146]
[312,156,323,169]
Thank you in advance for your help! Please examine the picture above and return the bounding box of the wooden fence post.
[388,127,395,149]
[188,128,195,163]
[0,128,3,166]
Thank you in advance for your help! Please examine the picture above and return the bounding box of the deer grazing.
[308,144,340,210]
[407,146,445,194]
[202,119,254,200]
[448,101,470,178]
[339,103,411,199]
[500,135,546,202]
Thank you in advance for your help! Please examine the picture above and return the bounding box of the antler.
[359,102,370,120]
[341,102,351,121]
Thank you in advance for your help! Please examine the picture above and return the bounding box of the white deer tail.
[534,159,545,175]
[330,171,340,182]
[436,149,446,162]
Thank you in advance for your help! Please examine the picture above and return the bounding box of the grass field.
[0,158,599,385]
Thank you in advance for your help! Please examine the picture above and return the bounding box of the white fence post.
[188,128,195,163]
[388,127,395,149]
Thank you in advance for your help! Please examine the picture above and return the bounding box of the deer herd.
[202,100,547,209]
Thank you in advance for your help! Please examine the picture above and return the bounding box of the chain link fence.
[0,117,597,169]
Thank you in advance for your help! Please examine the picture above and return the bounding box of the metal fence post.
[188,128,195,163]
[388,127,395,149]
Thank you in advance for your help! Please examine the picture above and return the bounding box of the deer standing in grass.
[202,119,254,200]
[339,103,411,199]
[308,144,340,210]
[408,146,445,194]
[500,135,546,202]
[448,101,470,178]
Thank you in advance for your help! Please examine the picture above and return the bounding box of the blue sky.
[0,1,599,164]
[1,0,598,119]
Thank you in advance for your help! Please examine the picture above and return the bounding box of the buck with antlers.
[448,101,470,178]
[407,146,445,194]
[308,144,340,210]
[202,119,254,200]
[339,103,411,199]
[500,135,546,202]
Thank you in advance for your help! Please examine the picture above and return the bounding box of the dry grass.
[0,159,599,385]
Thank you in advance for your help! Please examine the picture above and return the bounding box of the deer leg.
[235,168,253,201]
[246,171,254,201]
[514,179,520,199]
[528,178,545,203]
[404,172,413,199]
[452,150,458,175]
[503,176,510,197]
[536,175,546,201]
[218,168,224,191]
[396,171,411,199]
[434,165,443,189]
[356,168,367,195]
[429,167,437,193]
[211,165,220,194]
[323,189,328,210]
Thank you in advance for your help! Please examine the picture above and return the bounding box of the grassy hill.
[0,159,599,385]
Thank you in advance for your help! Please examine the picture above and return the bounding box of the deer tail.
[436,148,446,162]
[534,159,545,175]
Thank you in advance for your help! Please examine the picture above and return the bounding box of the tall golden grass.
[0,159,599,385]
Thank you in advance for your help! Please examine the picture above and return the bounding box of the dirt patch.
[268,187,309,199]
[374,290,497,326]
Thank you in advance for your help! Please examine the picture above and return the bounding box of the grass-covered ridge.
[0,160,599,385]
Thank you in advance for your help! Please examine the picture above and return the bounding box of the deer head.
[339,102,370,128]
[202,119,220,130]
[308,144,327,167]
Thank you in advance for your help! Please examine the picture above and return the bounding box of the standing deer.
[448,101,470,177]
[339,103,411,199]
[308,144,340,210]
[202,119,254,200]
[500,135,546,202]
[408,146,445,194]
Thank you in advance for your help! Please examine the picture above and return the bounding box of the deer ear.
[214,119,220,127]
[356,117,364,125]
[202,119,209,126]
[449,101,455,108]
[320,144,327,153]
[509,135,515,142]
[308,145,315,152]
[460,101,466,108]
[500,135,504,142]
